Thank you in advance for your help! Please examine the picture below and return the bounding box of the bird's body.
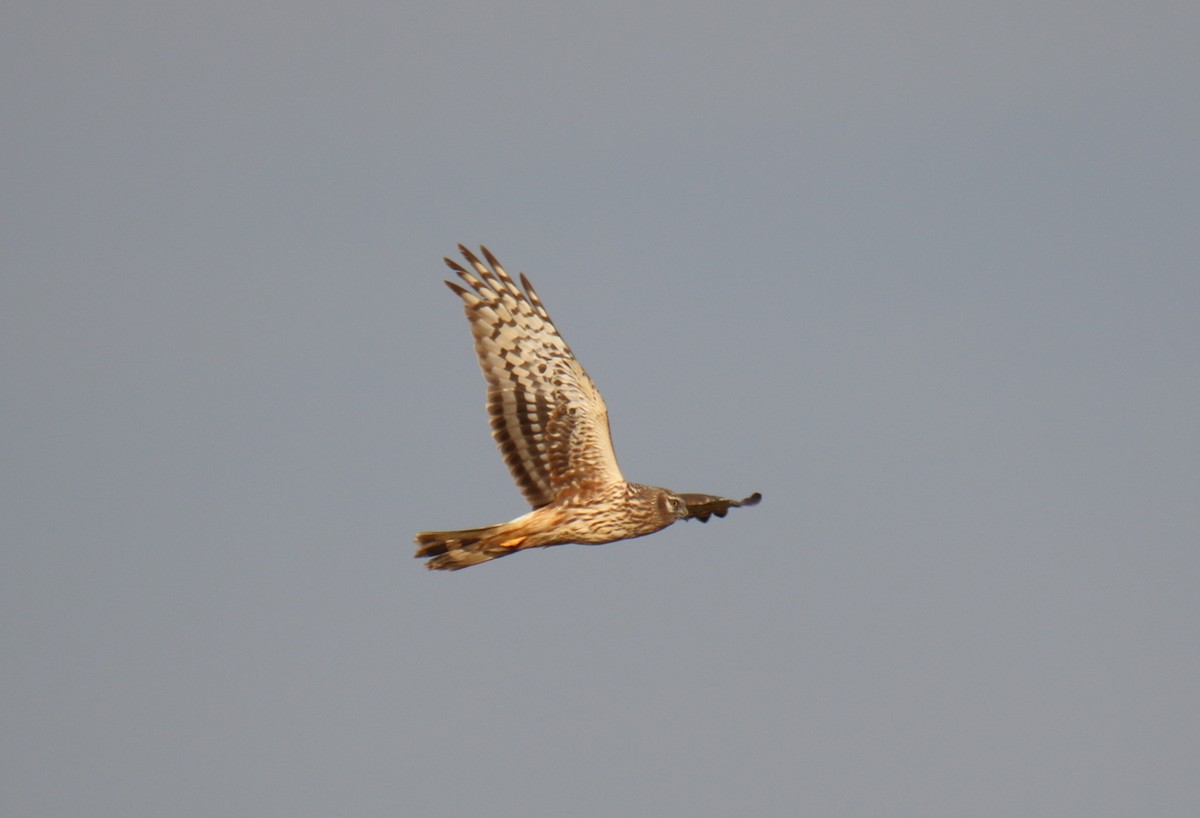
[414,245,759,570]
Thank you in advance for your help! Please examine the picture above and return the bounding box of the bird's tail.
[413,523,532,571]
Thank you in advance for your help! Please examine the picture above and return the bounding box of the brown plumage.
[414,245,760,570]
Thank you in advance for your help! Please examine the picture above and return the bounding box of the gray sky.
[4,2,1198,816]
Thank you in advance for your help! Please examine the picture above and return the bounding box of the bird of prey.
[414,245,760,570]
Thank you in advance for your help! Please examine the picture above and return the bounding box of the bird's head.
[657,490,690,522]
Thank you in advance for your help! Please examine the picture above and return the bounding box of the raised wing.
[445,245,625,508]
[678,492,762,523]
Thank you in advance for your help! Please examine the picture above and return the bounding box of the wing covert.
[445,245,625,507]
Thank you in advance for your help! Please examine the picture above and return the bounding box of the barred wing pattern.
[414,245,761,570]
[680,492,763,523]
[444,246,625,508]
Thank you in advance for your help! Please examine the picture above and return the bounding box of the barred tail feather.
[414,524,530,571]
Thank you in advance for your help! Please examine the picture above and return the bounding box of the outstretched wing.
[444,245,625,508]
[678,492,762,523]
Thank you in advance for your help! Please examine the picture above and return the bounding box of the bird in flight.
[414,245,760,570]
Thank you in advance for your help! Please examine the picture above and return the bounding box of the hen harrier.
[414,245,760,570]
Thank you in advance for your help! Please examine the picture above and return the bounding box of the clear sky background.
[4,2,1198,816]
